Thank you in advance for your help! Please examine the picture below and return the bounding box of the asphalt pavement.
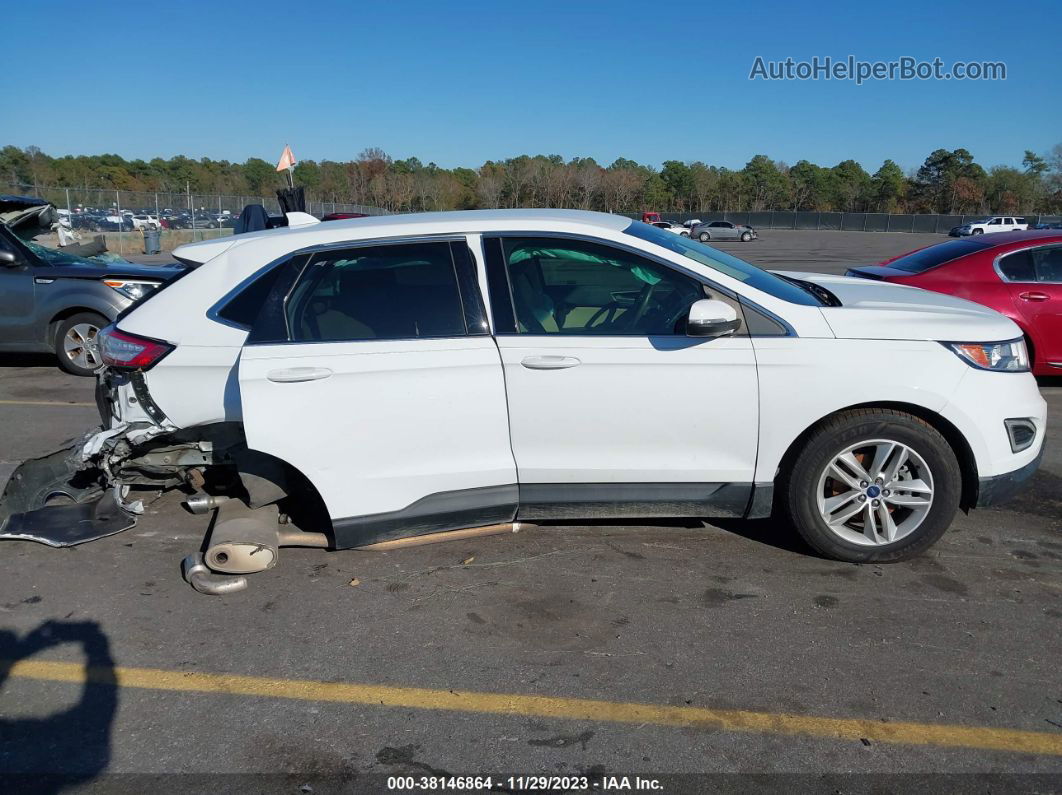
[1,230,1059,789]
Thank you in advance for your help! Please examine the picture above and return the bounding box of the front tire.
[782,409,961,563]
[55,312,107,376]
[973,228,984,235]
[741,231,753,241]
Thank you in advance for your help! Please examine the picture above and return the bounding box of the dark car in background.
[0,220,184,375]
[846,231,1062,376]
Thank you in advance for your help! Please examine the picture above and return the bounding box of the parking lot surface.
[1,231,1059,786]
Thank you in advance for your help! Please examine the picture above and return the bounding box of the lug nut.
[872,499,881,507]
[859,480,868,488]
[883,489,891,497]
[875,477,884,485]
[858,495,867,502]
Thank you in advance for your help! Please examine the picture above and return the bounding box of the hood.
[773,270,1021,343]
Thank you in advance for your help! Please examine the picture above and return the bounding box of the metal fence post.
[115,189,123,255]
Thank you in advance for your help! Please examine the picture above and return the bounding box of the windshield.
[887,239,992,273]
[623,220,822,306]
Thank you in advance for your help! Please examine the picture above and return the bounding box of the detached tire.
[782,409,961,563]
[55,312,107,377]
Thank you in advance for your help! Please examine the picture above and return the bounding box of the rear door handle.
[520,355,581,370]
[266,367,333,383]
[1018,291,1050,302]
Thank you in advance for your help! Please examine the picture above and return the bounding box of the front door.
[238,239,518,547]
[0,230,36,347]
[481,235,760,520]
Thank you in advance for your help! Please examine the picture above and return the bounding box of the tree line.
[3,143,1061,216]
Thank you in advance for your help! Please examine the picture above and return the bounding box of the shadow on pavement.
[0,353,59,371]
[0,621,117,792]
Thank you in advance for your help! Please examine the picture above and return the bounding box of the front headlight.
[103,279,160,301]
[945,338,1029,372]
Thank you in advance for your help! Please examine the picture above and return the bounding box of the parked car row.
[649,218,758,242]
[0,211,1046,586]
[63,207,240,232]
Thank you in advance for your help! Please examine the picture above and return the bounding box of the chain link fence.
[3,181,389,255]
[628,210,1062,233]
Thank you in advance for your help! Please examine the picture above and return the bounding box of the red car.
[846,231,1062,376]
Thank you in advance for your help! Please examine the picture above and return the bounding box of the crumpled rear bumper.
[0,440,135,547]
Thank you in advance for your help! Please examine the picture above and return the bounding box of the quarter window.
[495,237,706,336]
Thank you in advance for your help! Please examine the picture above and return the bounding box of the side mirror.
[686,298,741,338]
[0,250,19,267]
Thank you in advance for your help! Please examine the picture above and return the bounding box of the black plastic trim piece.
[130,371,167,424]
[977,444,1044,507]
[330,484,519,549]
[745,482,775,519]
[516,482,753,521]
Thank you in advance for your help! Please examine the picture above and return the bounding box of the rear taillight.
[98,325,174,370]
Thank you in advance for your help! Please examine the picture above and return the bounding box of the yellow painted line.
[0,399,95,407]
[5,658,1061,755]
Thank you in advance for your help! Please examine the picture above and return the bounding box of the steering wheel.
[620,282,656,331]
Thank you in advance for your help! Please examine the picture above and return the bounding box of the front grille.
[1004,418,1037,453]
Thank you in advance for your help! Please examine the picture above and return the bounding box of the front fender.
[33,279,128,344]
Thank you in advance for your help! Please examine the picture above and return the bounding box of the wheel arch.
[47,305,112,345]
[774,401,979,512]
[229,444,336,542]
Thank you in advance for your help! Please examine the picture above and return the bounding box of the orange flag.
[276,145,296,172]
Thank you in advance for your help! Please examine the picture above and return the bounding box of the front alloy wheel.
[816,439,934,546]
[784,408,961,562]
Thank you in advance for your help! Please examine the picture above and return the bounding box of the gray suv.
[0,223,184,376]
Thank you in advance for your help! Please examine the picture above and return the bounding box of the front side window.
[497,237,706,336]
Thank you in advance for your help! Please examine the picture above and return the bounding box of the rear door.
[997,243,1062,368]
[237,238,518,547]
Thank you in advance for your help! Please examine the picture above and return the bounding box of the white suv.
[0,211,1045,583]
[955,216,1028,236]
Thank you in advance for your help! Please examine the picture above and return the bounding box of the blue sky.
[4,0,1059,173]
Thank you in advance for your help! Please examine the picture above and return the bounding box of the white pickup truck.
[952,216,1028,236]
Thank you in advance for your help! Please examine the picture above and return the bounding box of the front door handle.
[266,367,333,383]
[1018,291,1050,302]
[520,355,581,370]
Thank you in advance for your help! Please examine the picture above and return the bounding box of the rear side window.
[887,239,992,273]
[1000,245,1062,283]
[997,250,1036,282]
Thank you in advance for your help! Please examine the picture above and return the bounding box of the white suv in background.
[955,216,1028,236]
[130,214,161,230]
[0,211,1045,586]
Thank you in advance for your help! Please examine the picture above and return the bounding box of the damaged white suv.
[0,210,1046,590]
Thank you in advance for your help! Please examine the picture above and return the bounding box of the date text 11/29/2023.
[386,775,664,791]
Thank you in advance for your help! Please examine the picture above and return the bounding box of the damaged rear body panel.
[0,366,301,548]
[2,370,208,546]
